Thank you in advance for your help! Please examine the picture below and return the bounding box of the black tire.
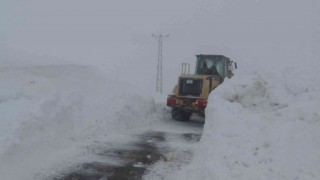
[182,111,192,121]
[172,108,192,121]
[172,108,182,120]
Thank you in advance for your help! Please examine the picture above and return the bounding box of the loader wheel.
[172,108,192,121]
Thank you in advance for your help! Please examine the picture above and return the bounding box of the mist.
[1,0,319,94]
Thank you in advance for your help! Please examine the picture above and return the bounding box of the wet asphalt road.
[50,117,204,180]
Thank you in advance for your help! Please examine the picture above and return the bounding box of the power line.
[152,34,169,94]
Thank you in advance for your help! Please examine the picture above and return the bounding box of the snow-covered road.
[51,116,203,180]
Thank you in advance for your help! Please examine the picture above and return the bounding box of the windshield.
[196,56,227,77]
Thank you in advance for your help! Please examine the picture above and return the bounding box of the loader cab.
[195,55,234,79]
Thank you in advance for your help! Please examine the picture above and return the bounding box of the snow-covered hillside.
[0,65,159,180]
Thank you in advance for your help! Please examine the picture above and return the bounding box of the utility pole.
[152,34,169,94]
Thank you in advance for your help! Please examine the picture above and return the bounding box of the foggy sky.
[1,0,319,94]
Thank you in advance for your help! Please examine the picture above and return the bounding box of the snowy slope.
[0,65,158,180]
[172,59,320,180]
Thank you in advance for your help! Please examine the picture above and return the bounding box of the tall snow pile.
[173,58,320,180]
[0,65,156,180]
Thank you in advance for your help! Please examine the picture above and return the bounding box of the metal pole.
[152,34,169,94]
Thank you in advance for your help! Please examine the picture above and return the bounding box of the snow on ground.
[2,62,319,180]
[0,65,160,180]
[168,56,320,180]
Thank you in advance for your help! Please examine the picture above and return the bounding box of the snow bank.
[172,58,320,180]
[0,65,157,180]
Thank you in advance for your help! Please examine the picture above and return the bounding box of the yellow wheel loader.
[167,54,237,121]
